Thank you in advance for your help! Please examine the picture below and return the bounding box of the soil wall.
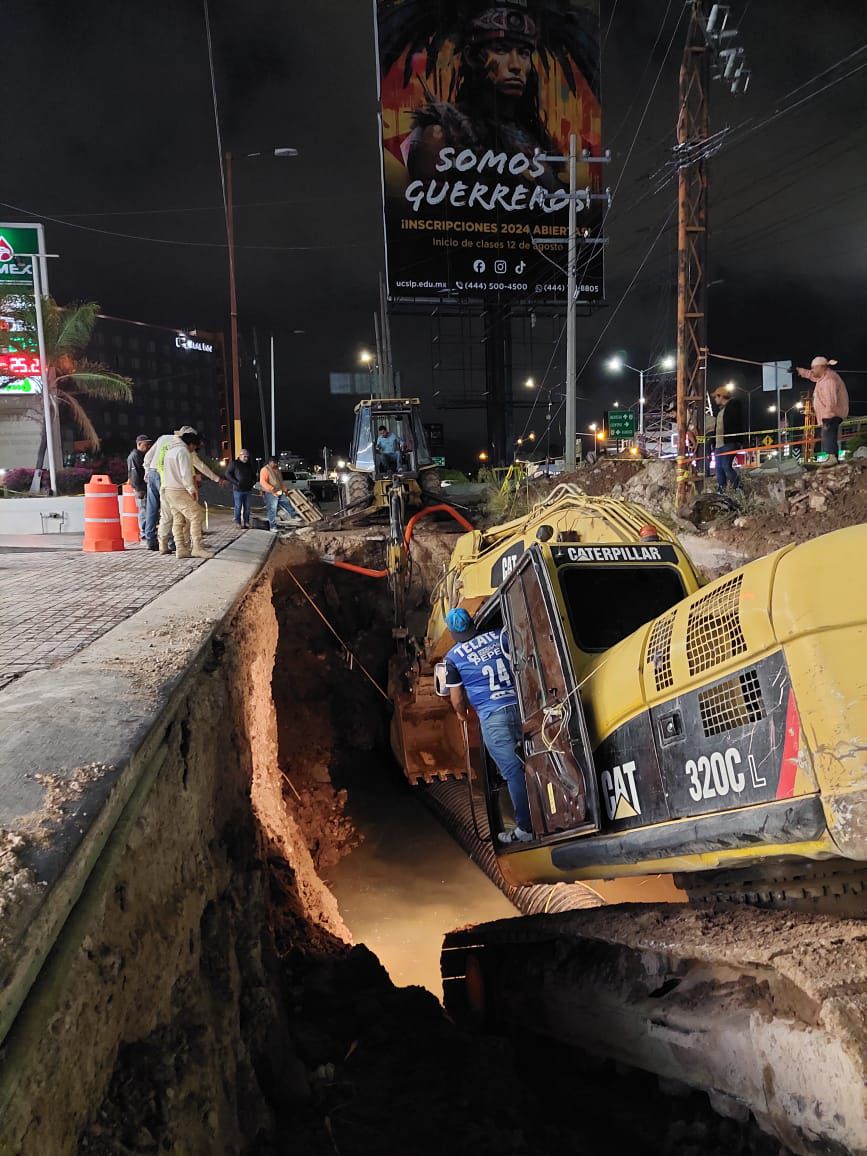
[0,548,347,1154]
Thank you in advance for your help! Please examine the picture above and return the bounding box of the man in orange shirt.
[259,455,301,531]
[796,356,850,464]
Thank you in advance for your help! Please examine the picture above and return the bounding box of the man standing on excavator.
[443,608,532,844]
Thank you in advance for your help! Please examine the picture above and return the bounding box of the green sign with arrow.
[607,410,635,439]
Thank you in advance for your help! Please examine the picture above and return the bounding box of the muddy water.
[327,758,515,999]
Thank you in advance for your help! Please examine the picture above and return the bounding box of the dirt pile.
[711,456,867,557]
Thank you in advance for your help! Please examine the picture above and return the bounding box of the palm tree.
[0,297,133,472]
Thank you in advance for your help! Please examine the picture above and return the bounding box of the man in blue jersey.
[443,607,533,844]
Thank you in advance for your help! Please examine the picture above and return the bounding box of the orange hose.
[329,504,472,580]
[330,560,388,579]
[404,503,473,545]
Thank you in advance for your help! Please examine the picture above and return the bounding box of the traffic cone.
[83,475,124,552]
[120,483,141,545]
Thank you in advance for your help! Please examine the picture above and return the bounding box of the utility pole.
[534,142,610,472]
[564,132,578,471]
[252,327,268,458]
[224,151,243,458]
[373,312,385,398]
[379,273,395,397]
[675,1,750,507]
[270,334,276,457]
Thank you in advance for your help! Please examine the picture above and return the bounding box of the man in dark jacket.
[225,448,256,528]
[126,433,152,541]
[707,389,746,493]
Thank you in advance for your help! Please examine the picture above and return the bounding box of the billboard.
[0,223,47,397]
[375,0,602,304]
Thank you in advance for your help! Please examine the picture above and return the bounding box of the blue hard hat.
[446,607,475,638]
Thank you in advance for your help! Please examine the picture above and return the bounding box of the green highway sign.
[607,410,636,439]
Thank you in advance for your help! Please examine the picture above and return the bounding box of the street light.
[224,146,298,456]
[589,422,598,431]
[605,352,675,437]
[527,431,536,442]
[359,349,373,365]
[478,451,489,462]
[524,376,535,389]
[724,380,736,393]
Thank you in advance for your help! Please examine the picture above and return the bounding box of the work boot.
[158,539,170,555]
[175,546,192,559]
[190,542,214,559]
[498,826,533,845]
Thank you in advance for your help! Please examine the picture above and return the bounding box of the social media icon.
[473,259,486,274]
[515,260,526,274]
[494,259,507,274]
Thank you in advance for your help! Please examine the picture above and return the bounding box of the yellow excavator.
[387,482,867,1154]
[390,482,866,905]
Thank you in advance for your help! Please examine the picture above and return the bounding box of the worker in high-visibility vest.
[143,426,225,550]
[157,431,212,559]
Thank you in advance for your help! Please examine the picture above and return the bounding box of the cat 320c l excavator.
[388,483,867,1155]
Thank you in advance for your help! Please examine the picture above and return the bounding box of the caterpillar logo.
[601,760,641,821]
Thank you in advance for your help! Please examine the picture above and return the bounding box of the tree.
[0,297,133,472]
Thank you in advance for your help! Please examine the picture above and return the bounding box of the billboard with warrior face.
[375,0,602,304]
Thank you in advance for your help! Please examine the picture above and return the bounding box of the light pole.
[605,353,675,438]
[224,147,297,457]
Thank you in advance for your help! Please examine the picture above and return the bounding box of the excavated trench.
[1,536,789,1154]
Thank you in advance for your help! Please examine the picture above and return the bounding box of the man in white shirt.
[143,425,225,550]
[159,431,213,559]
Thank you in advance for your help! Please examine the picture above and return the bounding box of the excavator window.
[558,566,686,652]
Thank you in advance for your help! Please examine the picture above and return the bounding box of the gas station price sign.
[0,223,45,396]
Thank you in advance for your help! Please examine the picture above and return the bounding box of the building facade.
[74,315,228,461]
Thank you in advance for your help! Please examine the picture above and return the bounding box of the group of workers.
[126,431,301,556]
[709,355,851,494]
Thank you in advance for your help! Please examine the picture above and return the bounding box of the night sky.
[7,1,866,466]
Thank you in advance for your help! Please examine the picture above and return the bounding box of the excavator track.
[442,904,867,1155]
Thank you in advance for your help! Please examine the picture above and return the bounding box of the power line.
[533,206,676,447]
[0,199,362,252]
[202,0,228,221]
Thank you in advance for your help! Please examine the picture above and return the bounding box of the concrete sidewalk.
[0,523,246,691]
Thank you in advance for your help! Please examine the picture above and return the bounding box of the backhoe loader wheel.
[419,466,442,496]
[341,472,371,509]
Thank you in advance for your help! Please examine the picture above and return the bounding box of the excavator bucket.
[388,658,478,784]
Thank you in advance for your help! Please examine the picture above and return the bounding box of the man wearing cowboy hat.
[796,357,850,464]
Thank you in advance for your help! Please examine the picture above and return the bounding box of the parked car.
[281,469,314,494]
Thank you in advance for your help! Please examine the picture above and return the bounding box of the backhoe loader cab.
[342,398,441,510]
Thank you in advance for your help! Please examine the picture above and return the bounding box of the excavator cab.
[495,549,601,841]
[341,398,441,512]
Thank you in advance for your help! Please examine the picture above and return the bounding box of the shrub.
[3,468,40,494]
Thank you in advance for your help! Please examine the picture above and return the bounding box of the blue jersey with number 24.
[444,630,518,721]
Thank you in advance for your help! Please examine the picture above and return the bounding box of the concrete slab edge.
[0,531,275,1046]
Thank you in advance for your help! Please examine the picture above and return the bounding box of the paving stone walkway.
[0,525,244,690]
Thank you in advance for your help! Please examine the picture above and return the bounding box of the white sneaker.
[498,826,533,845]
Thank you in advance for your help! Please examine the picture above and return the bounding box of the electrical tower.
[675,2,749,506]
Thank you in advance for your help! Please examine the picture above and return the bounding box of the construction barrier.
[285,489,324,524]
[119,484,140,545]
[83,475,124,553]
